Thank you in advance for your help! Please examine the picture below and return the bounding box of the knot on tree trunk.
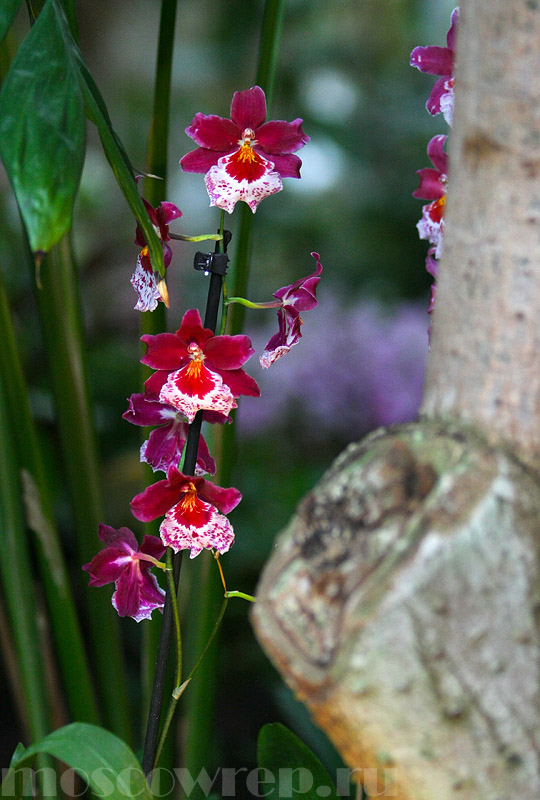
[252,422,540,800]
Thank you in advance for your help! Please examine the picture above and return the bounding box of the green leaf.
[0,0,85,254]
[74,55,165,277]
[0,0,22,44]
[257,723,340,800]
[4,724,153,800]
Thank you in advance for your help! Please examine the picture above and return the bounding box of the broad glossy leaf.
[4,723,153,800]
[0,0,22,44]
[257,723,339,800]
[0,0,85,254]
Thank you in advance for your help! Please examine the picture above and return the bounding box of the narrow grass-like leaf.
[4,723,153,800]
[0,0,22,44]
[0,269,100,725]
[33,239,132,744]
[0,376,51,743]
[257,723,339,800]
[0,0,85,254]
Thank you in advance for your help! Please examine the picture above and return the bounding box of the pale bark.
[423,0,540,471]
[251,1,540,798]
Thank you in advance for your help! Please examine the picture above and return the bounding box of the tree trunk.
[251,2,540,798]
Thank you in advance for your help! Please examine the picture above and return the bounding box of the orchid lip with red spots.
[180,86,309,213]
[131,468,242,559]
[141,308,259,420]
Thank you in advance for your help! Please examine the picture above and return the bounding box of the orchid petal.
[230,86,267,130]
[204,333,254,370]
[180,147,224,174]
[184,113,239,150]
[141,333,187,370]
[255,119,309,154]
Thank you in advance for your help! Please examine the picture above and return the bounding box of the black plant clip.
[193,229,232,276]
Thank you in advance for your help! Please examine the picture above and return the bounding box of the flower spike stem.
[141,219,230,776]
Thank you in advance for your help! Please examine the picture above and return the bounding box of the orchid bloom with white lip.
[180,85,309,213]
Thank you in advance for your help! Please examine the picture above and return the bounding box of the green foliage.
[3,724,153,800]
[0,0,22,44]
[257,722,339,800]
[0,0,85,254]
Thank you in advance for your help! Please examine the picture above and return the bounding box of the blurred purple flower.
[237,296,428,439]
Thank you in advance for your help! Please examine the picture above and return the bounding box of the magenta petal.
[196,478,242,515]
[139,534,166,560]
[159,202,183,225]
[180,147,225,174]
[426,134,448,174]
[132,572,166,621]
[230,86,267,130]
[426,77,449,116]
[142,422,187,474]
[204,334,254,370]
[218,367,261,398]
[131,470,184,522]
[98,523,138,552]
[141,333,187,370]
[113,567,142,618]
[259,152,303,179]
[184,113,239,150]
[447,7,459,51]
[176,308,214,347]
[123,393,177,427]
[144,370,171,396]
[413,168,445,200]
[255,119,309,154]
[82,547,129,586]
[410,45,453,77]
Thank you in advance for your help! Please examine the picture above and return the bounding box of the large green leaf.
[3,724,153,800]
[0,0,22,44]
[0,0,85,254]
[257,723,340,800]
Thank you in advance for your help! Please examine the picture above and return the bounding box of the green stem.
[153,551,183,769]
[184,3,286,789]
[140,0,178,748]
[0,374,51,743]
[0,269,100,726]
[169,233,223,242]
[224,591,256,602]
[226,296,280,309]
[33,238,132,743]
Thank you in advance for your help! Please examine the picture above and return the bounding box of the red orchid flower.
[260,252,323,368]
[180,86,309,213]
[131,468,242,558]
[141,308,259,422]
[131,198,182,312]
